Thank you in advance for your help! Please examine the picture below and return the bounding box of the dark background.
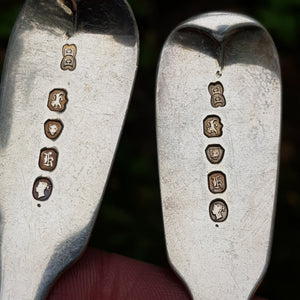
[0,0,299,299]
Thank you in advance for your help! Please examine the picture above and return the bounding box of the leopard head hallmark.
[44,120,64,140]
[205,145,225,164]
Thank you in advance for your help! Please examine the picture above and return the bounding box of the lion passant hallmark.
[203,115,223,138]
[47,89,68,112]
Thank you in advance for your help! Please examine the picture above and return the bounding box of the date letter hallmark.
[208,171,227,194]
[209,199,228,222]
[205,145,225,164]
[203,115,223,138]
[39,148,58,171]
[33,177,53,201]
[61,44,77,71]
[48,89,68,112]
[44,120,64,140]
[208,82,226,108]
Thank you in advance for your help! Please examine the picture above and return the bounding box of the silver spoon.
[0,0,138,299]
[156,12,281,300]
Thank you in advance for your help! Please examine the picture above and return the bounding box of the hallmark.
[44,120,64,140]
[209,199,228,222]
[205,144,225,164]
[39,148,58,171]
[61,44,77,71]
[48,89,68,112]
[208,82,226,108]
[208,171,227,194]
[203,115,223,138]
[33,177,53,201]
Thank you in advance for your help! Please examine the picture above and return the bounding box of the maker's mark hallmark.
[48,89,68,112]
[203,115,223,138]
[39,148,58,171]
[208,171,227,194]
[205,144,225,164]
[61,44,77,71]
[208,82,226,108]
[209,199,228,222]
[44,120,64,140]
[33,177,53,201]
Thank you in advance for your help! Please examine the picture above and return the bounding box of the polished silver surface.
[0,0,138,299]
[156,12,281,300]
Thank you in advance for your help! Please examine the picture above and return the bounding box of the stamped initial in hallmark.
[61,44,77,71]
[208,171,227,194]
[33,177,53,201]
[209,199,228,222]
[48,89,68,112]
[203,115,223,138]
[44,120,64,140]
[208,82,226,108]
[205,145,225,164]
[39,148,58,171]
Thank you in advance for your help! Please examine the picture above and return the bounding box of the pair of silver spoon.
[0,1,280,299]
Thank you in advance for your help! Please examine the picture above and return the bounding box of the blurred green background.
[0,0,299,299]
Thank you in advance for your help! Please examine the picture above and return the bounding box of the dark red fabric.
[46,247,266,300]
